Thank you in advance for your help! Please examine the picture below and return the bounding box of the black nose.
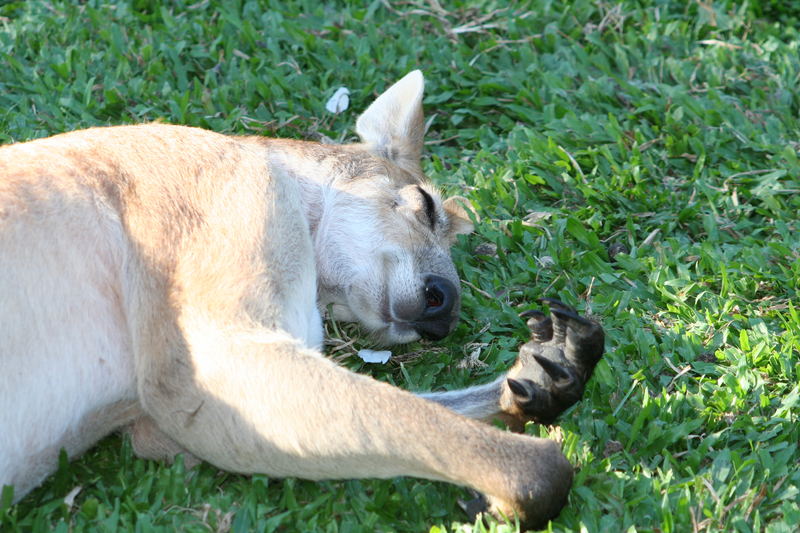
[413,275,458,341]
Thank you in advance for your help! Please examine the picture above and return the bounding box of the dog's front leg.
[421,301,605,431]
[136,316,573,530]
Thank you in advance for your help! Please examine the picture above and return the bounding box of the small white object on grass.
[357,349,392,364]
[325,87,350,113]
[63,485,82,510]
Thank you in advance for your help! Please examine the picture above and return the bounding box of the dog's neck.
[292,171,327,241]
[268,148,337,245]
[269,141,376,246]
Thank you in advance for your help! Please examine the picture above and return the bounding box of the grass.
[1,0,798,531]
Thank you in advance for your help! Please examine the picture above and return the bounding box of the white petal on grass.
[325,87,350,113]
[357,349,392,364]
[63,485,82,510]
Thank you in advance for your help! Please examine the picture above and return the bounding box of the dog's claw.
[521,309,552,343]
[533,354,573,383]
[506,377,530,399]
[503,299,605,427]
[538,297,576,313]
[458,491,488,523]
[550,306,591,325]
[506,377,553,423]
[519,309,545,319]
[506,378,545,409]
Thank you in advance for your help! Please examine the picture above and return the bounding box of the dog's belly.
[0,197,137,500]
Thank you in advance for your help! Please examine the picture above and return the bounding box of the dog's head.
[309,71,473,345]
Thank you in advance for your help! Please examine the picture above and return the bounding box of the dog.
[0,71,603,529]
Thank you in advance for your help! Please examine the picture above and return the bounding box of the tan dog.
[0,71,603,529]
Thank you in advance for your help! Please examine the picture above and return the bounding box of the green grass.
[1,0,799,531]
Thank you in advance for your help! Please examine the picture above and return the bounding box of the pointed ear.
[443,196,475,242]
[356,70,425,175]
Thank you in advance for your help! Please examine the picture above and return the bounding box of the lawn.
[1,0,798,531]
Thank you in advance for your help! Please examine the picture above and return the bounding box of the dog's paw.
[501,299,604,429]
[459,436,574,530]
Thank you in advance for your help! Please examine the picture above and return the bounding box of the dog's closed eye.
[416,185,437,229]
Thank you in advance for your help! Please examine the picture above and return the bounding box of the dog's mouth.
[374,321,422,346]
[335,274,458,346]
[378,288,457,345]
[376,297,422,345]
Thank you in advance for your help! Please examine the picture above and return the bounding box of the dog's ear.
[356,70,425,175]
[443,196,475,242]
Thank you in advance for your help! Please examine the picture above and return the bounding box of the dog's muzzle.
[411,275,458,341]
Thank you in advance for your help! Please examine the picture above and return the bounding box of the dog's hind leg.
[125,416,200,468]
